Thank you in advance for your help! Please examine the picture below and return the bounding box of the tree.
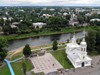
[22,63,26,75]
[3,25,11,34]
[52,40,58,51]
[0,38,8,62]
[23,44,31,57]
[65,15,71,20]
[95,29,100,53]
[85,29,96,52]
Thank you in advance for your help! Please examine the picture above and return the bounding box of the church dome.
[80,38,87,46]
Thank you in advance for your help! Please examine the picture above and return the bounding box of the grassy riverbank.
[0,26,89,40]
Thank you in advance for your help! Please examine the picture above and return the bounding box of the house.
[65,32,92,68]
[32,22,46,28]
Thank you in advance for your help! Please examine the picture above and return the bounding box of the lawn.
[51,49,74,69]
[31,44,52,50]
[11,59,33,75]
[46,45,66,50]
[11,52,23,60]
[0,64,11,75]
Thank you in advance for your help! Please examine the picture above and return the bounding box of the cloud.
[0,0,100,6]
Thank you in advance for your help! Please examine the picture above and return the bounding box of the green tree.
[85,29,96,52]
[65,15,71,20]
[52,40,58,51]
[23,44,31,57]
[0,38,8,62]
[95,29,100,53]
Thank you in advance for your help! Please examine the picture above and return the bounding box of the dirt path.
[7,45,65,60]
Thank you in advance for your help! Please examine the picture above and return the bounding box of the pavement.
[48,55,100,75]
[29,53,63,74]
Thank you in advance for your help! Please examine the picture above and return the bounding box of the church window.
[81,48,83,51]
[84,48,85,51]
[83,56,85,59]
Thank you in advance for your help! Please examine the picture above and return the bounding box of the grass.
[51,49,74,69]
[11,52,23,60]
[46,45,66,50]
[0,64,11,75]
[11,59,32,75]
[31,44,52,50]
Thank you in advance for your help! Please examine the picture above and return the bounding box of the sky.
[0,0,100,6]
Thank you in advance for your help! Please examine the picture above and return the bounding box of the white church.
[65,32,92,68]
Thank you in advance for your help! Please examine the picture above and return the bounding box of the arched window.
[84,48,85,51]
[81,48,83,51]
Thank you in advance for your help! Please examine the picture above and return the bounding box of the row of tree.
[85,27,100,54]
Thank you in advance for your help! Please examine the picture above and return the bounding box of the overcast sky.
[0,0,100,6]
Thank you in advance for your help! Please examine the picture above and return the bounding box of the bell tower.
[79,31,87,60]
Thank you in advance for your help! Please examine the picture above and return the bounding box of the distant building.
[75,8,90,14]
[18,9,24,12]
[3,17,7,21]
[49,8,55,11]
[42,14,51,18]
[41,8,47,10]
[63,12,68,16]
[69,14,79,26]
[12,22,19,26]
[65,32,92,68]
[11,25,17,28]
[91,9,100,15]
[90,18,100,21]
[33,22,46,28]
[8,17,13,21]
[85,13,91,16]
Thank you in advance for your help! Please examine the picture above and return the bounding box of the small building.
[8,17,13,21]
[63,12,68,16]
[65,32,92,68]
[12,22,19,26]
[85,13,91,17]
[32,22,46,28]
[42,14,51,18]
[3,17,7,21]
[10,25,17,28]
[90,18,100,21]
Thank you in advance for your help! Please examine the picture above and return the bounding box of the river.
[8,31,87,51]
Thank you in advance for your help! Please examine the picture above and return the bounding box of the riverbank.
[1,27,88,40]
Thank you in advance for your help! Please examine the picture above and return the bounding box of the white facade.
[65,33,92,68]
[33,22,46,28]
[90,18,100,21]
